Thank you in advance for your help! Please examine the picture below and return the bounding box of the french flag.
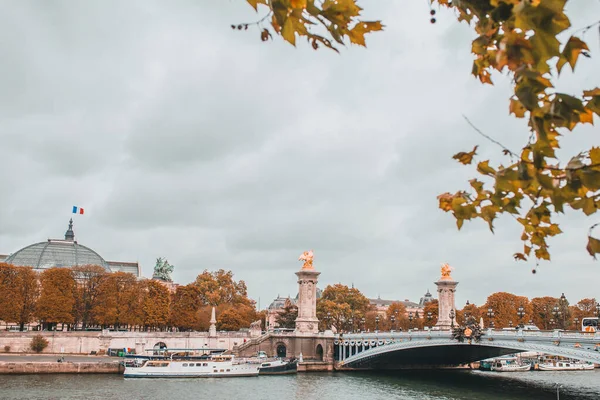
[72,206,85,215]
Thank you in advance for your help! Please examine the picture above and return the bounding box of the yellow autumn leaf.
[452,146,478,165]
[509,98,527,117]
[281,18,296,46]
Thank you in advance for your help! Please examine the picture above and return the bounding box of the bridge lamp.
[375,315,380,332]
[487,308,495,328]
[550,318,555,328]
[361,317,366,332]
[517,305,525,322]
[574,317,580,331]
[596,303,600,318]
[390,315,396,331]
[348,318,354,333]
[326,312,332,330]
[408,312,414,330]
[449,309,456,329]
[508,320,513,328]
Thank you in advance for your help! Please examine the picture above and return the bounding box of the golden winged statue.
[441,263,453,280]
[298,250,314,270]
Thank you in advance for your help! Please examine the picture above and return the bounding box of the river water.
[0,370,599,400]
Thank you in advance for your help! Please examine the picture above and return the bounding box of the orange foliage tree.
[170,284,202,331]
[531,296,559,330]
[142,280,171,331]
[316,284,370,332]
[457,302,482,326]
[14,267,39,331]
[0,264,21,326]
[386,302,407,331]
[36,267,77,329]
[93,272,143,329]
[72,265,108,329]
[423,300,439,327]
[482,292,532,329]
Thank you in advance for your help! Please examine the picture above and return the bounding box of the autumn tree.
[93,272,143,329]
[170,284,202,331]
[386,302,407,331]
[14,267,39,331]
[457,302,482,326]
[423,300,439,327]
[72,265,107,329]
[193,269,250,306]
[241,0,600,264]
[36,267,77,329]
[274,298,298,329]
[531,296,559,330]
[217,308,245,331]
[316,284,370,332]
[142,280,171,331]
[0,264,21,327]
[483,292,532,328]
[574,298,598,320]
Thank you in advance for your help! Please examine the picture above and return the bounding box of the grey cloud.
[1,1,599,309]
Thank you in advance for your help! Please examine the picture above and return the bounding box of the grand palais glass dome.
[5,219,111,271]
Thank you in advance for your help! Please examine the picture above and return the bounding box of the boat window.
[182,363,188,367]
[262,363,271,367]
[566,364,570,367]
[226,369,230,372]
[214,370,218,373]
[220,369,224,372]
[203,363,208,366]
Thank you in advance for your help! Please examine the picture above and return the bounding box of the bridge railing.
[339,329,600,341]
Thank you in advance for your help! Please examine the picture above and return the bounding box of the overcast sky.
[1,1,599,309]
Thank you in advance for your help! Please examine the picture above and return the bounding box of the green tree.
[274,299,298,329]
[37,268,77,329]
[241,0,600,263]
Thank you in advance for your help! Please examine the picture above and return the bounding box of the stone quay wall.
[0,361,122,374]
[0,331,251,355]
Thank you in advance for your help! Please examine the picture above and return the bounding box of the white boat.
[538,361,595,371]
[490,358,531,372]
[123,354,260,378]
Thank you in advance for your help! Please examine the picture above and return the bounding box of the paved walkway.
[0,354,120,362]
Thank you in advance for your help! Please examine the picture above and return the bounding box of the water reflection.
[0,370,598,400]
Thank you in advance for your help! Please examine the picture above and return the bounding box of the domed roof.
[5,219,110,271]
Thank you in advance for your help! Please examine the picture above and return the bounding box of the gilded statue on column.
[440,263,453,280]
[298,250,314,270]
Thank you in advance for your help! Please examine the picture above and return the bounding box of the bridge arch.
[341,339,600,369]
[276,342,287,358]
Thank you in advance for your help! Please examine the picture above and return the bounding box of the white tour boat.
[538,360,595,371]
[123,354,260,378]
[490,357,531,372]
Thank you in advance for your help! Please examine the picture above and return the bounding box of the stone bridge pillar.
[295,250,320,334]
[435,263,458,331]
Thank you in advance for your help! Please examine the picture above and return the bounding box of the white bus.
[581,317,598,332]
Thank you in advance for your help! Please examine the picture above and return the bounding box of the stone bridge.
[335,330,600,369]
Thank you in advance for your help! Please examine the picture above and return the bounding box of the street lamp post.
[574,317,580,332]
[427,312,433,329]
[487,308,495,329]
[508,320,513,328]
[449,309,456,329]
[517,305,525,328]
[325,312,332,330]
[375,315,380,332]
[361,317,366,332]
[596,302,600,318]
[408,312,414,330]
[348,318,354,333]
[390,315,396,331]
[552,306,562,329]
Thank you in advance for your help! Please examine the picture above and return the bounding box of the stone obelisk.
[209,306,217,337]
[295,250,320,335]
[435,263,458,330]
